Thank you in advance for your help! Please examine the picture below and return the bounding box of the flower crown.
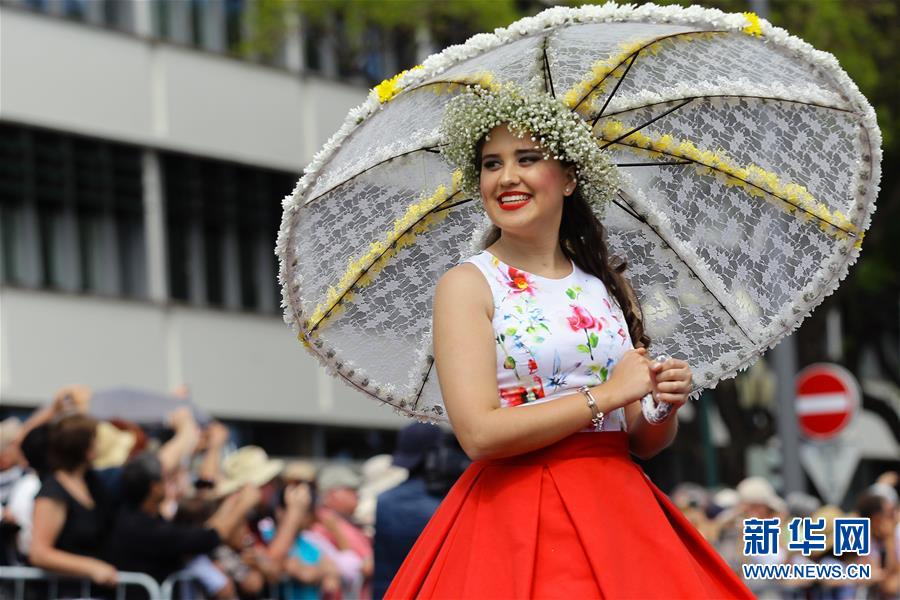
[439,84,620,217]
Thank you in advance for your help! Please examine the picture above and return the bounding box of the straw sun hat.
[737,477,787,514]
[92,421,137,469]
[214,446,284,497]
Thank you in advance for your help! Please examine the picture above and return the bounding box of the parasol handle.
[640,354,674,424]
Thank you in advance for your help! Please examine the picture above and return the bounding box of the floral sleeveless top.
[465,251,631,432]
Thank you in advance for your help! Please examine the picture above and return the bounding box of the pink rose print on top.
[567,305,597,331]
[506,267,535,295]
[568,304,602,360]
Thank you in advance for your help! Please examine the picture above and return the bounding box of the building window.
[190,0,204,47]
[62,0,88,21]
[102,0,134,33]
[152,0,169,39]
[302,19,325,73]
[23,0,48,12]
[225,0,245,53]
[0,123,145,298]
[162,152,293,313]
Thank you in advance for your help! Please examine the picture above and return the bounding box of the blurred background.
[0,0,898,518]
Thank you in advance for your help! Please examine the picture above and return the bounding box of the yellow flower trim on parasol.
[596,119,862,248]
[429,72,499,96]
[375,67,496,104]
[374,65,424,104]
[563,32,721,116]
[302,172,462,337]
[562,39,644,112]
[742,12,762,37]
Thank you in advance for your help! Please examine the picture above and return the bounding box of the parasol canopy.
[277,3,881,422]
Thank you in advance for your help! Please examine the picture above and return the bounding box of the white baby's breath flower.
[439,84,619,218]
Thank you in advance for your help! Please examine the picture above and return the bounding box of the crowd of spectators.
[0,385,897,599]
[0,386,466,599]
[670,473,899,599]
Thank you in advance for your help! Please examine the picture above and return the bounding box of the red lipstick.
[497,191,531,211]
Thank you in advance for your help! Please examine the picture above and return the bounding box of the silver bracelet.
[578,385,605,431]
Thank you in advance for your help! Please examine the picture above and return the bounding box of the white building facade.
[0,0,416,452]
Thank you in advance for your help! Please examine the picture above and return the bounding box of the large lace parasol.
[277,3,881,421]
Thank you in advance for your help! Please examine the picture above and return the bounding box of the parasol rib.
[616,160,692,167]
[593,52,640,125]
[602,137,859,239]
[599,98,695,150]
[610,195,643,222]
[599,95,853,119]
[307,190,462,335]
[542,36,556,98]
[305,145,442,207]
[412,356,436,407]
[568,29,729,115]
[403,77,498,97]
[434,197,477,213]
[612,192,756,344]
[301,337,380,398]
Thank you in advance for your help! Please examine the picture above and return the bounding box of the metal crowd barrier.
[159,570,200,600]
[1,565,328,599]
[0,565,161,599]
[159,570,287,600]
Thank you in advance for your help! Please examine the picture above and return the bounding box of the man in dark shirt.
[372,424,447,599]
[106,452,258,583]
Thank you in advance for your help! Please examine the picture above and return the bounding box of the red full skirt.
[384,432,752,599]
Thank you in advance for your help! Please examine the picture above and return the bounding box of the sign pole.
[772,337,805,494]
[753,0,805,495]
[699,390,719,488]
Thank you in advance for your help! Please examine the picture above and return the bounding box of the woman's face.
[479,124,575,235]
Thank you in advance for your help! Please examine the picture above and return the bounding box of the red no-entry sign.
[795,364,860,440]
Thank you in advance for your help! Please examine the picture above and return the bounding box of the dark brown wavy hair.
[48,413,97,472]
[475,141,651,350]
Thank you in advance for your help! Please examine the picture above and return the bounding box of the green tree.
[239,0,521,69]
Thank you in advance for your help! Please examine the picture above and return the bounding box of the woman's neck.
[57,464,88,479]
[489,231,570,278]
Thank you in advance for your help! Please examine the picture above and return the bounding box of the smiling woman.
[275,3,881,590]
[479,126,573,224]
[382,85,753,599]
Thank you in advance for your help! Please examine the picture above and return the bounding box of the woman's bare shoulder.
[439,262,486,286]
[434,263,492,315]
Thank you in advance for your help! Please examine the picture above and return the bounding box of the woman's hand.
[604,348,655,409]
[52,385,92,415]
[650,357,692,410]
[284,483,312,514]
[623,356,690,459]
[87,559,118,587]
[206,421,230,448]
